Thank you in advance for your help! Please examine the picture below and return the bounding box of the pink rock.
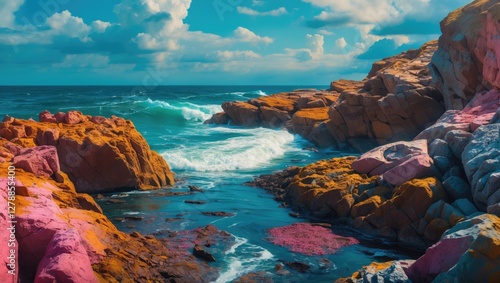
[404,236,472,282]
[89,116,107,125]
[34,229,98,283]
[13,146,60,177]
[36,128,60,146]
[268,223,359,256]
[15,182,68,278]
[352,139,429,176]
[383,154,434,186]
[64,110,84,125]
[39,111,57,123]
[54,112,66,123]
[0,178,19,283]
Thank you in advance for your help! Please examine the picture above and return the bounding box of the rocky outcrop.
[1,156,215,282]
[429,0,500,110]
[405,213,500,282]
[208,41,445,150]
[206,90,340,146]
[0,112,175,193]
[249,157,454,248]
[335,261,414,283]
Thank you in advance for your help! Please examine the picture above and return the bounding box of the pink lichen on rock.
[268,223,359,256]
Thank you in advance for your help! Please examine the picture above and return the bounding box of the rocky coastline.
[0,112,224,282]
[216,0,500,281]
[0,0,498,282]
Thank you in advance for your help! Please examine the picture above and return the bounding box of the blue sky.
[0,0,470,85]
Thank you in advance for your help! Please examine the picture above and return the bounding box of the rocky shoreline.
[0,0,499,282]
[0,112,225,282]
[217,0,500,281]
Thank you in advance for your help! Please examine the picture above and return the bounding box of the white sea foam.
[214,236,274,283]
[162,128,296,171]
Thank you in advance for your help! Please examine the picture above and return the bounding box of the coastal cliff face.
[1,111,174,193]
[0,113,217,282]
[429,0,500,110]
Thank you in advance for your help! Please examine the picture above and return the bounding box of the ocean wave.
[162,128,295,172]
[224,90,267,98]
[134,98,222,122]
[214,236,273,283]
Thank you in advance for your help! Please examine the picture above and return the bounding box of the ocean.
[3,86,413,282]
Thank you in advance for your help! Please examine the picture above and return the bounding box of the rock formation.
[208,41,445,151]
[0,111,175,193]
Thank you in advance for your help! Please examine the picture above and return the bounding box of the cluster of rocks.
[249,0,500,281]
[1,111,174,193]
[0,112,221,282]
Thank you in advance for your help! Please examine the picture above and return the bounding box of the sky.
[0,0,471,85]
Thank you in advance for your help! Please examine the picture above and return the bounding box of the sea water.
[3,86,414,282]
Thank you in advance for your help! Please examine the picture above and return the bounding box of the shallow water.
[2,86,416,282]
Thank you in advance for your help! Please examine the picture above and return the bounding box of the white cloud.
[252,0,265,6]
[217,50,261,61]
[318,29,334,35]
[0,0,24,29]
[336,37,347,48]
[234,27,273,45]
[306,34,324,57]
[91,20,111,33]
[237,7,288,16]
[46,11,91,41]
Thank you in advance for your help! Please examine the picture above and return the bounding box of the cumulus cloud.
[0,0,24,28]
[306,34,324,57]
[237,7,288,16]
[92,20,111,33]
[336,37,347,48]
[46,11,91,41]
[233,27,273,45]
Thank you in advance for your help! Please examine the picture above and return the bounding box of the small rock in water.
[201,211,235,217]
[124,216,144,221]
[192,244,216,262]
[165,217,182,222]
[284,261,311,273]
[107,199,126,204]
[288,212,300,218]
[185,200,207,205]
[96,194,104,199]
[189,185,204,193]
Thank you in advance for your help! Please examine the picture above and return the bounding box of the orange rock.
[351,195,385,218]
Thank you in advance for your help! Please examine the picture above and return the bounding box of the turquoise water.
[3,86,412,282]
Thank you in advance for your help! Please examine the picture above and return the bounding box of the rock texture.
[429,0,500,110]
[405,214,500,283]
[0,112,175,193]
[462,124,500,211]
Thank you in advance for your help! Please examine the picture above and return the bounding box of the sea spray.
[163,127,297,172]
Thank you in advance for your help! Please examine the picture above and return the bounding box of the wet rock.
[192,244,216,262]
[284,261,311,273]
[201,211,235,217]
[185,200,207,205]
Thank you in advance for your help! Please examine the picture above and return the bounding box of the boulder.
[352,139,434,185]
[405,214,500,282]
[462,124,500,210]
[13,146,60,177]
[34,229,98,283]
